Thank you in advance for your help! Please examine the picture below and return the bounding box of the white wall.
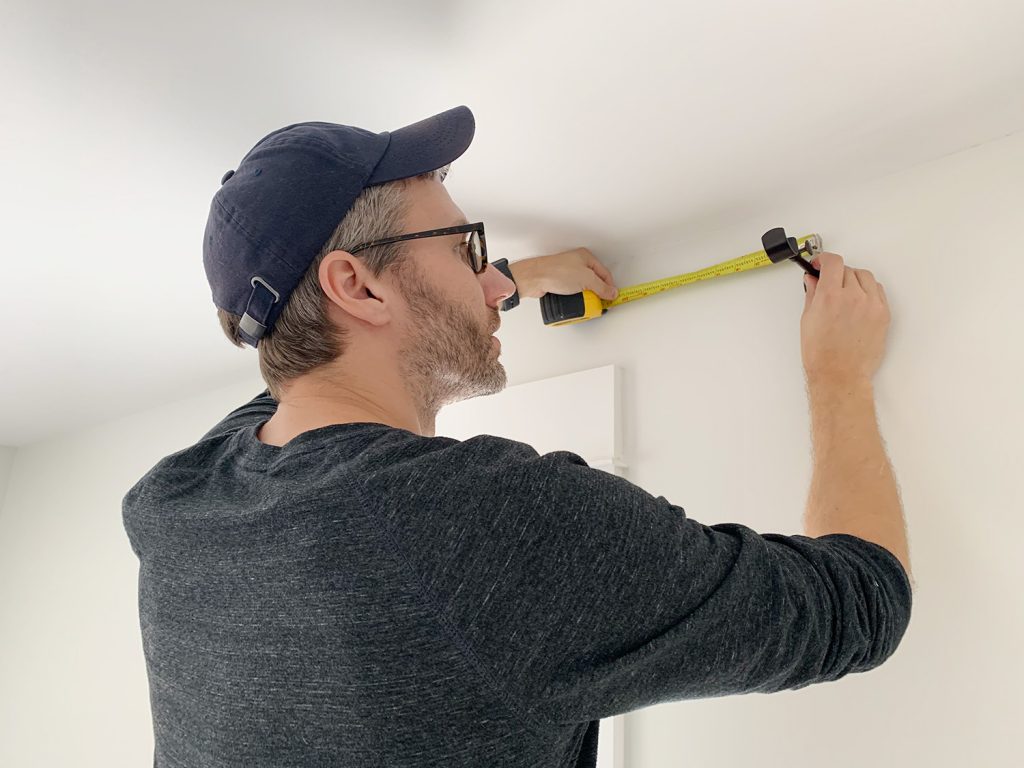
[1,129,1021,767]
[0,447,16,510]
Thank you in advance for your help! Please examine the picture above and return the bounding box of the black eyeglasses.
[348,221,488,274]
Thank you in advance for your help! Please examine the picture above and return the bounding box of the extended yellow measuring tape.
[539,228,824,326]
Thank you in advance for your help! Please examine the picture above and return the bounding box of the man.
[122,105,912,768]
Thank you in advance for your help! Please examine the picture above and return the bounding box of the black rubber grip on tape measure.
[540,291,586,325]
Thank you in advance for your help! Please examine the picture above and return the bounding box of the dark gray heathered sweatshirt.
[121,388,912,767]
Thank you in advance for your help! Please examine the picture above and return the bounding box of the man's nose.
[485,262,517,304]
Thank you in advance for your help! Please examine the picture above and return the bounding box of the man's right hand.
[801,252,891,387]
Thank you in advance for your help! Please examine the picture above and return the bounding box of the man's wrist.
[507,258,541,299]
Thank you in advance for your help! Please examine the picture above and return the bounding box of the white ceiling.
[2,0,1022,447]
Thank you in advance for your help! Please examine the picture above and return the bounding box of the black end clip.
[761,228,822,278]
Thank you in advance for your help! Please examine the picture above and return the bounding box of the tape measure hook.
[761,227,822,278]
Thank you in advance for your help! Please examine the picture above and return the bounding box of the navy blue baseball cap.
[203,105,476,348]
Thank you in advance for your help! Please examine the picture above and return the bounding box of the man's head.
[207,106,519,435]
[217,164,517,432]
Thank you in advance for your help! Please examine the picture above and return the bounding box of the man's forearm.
[804,379,914,585]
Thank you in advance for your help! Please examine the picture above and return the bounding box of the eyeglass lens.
[466,230,483,272]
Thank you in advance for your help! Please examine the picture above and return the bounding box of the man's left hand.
[509,248,619,301]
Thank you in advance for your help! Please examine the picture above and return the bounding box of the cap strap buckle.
[239,275,280,346]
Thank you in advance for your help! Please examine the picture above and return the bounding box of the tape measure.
[540,227,824,327]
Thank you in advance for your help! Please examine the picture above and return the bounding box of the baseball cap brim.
[365,105,475,186]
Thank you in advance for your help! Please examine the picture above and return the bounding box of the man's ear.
[319,251,391,328]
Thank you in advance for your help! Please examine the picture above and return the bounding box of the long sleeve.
[368,435,914,726]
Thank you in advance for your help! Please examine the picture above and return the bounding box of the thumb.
[594,281,618,300]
